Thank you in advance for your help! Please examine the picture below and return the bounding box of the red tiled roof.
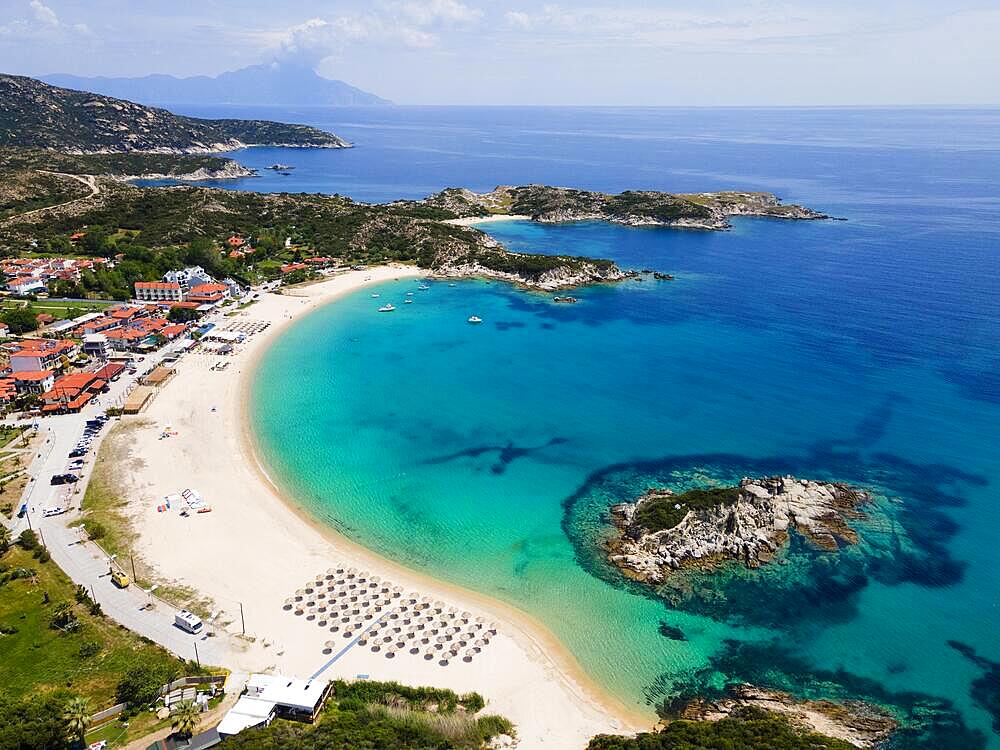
[92,362,125,380]
[189,283,227,294]
[13,370,54,382]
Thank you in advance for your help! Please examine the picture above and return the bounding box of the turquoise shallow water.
[242,107,1000,748]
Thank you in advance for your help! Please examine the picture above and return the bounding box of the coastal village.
[0,229,544,750]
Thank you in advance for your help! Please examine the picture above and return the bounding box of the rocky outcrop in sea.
[607,476,868,582]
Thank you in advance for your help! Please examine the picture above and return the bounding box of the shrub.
[116,662,177,712]
[17,529,38,551]
[78,640,102,658]
[477,714,515,740]
[34,548,50,563]
[49,602,80,632]
[82,520,106,541]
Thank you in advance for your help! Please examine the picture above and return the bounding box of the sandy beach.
[118,265,648,748]
[443,214,532,227]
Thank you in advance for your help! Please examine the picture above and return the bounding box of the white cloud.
[395,0,482,26]
[0,0,90,40]
[30,0,58,26]
[273,2,482,67]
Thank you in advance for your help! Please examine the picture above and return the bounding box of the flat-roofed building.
[135,281,183,302]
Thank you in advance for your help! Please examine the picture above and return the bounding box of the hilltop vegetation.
[424,185,828,229]
[223,680,513,750]
[0,178,625,292]
[588,707,855,750]
[0,148,253,179]
[0,74,349,154]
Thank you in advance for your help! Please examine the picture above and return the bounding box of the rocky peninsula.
[607,476,868,582]
[428,185,828,230]
[677,685,897,749]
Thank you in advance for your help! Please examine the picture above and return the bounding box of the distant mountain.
[43,64,391,107]
[0,74,351,154]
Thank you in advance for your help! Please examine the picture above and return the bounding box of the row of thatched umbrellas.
[284,567,498,664]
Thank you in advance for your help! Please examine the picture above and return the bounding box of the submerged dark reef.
[561,444,976,628]
[646,640,989,750]
[560,440,987,743]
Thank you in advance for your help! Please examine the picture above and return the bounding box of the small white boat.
[418,284,430,290]
[449,283,457,287]
[468,316,483,324]
[406,292,414,296]
[404,299,413,304]
[371,293,381,298]
[378,304,396,312]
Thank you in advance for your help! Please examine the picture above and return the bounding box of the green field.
[1,297,115,320]
[0,545,189,705]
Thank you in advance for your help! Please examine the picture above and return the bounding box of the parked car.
[50,473,79,485]
[174,610,204,634]
[110,570,130,588]
[42,506,66,517]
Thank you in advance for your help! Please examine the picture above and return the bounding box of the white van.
[174,609,204,634]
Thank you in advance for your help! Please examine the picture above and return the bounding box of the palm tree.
[171,700,200,739]
[63,696,89,746]
[0,524,10,555]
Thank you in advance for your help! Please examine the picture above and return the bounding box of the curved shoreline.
[121,265,649,748]
[239,268,650,731]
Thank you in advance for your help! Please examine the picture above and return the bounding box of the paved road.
[4,331,236,667]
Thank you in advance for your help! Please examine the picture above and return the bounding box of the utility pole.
[239,602,246,635]
[130,554,137,581]
[193,641,200,667]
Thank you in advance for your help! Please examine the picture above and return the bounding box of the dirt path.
[6,171,100,222]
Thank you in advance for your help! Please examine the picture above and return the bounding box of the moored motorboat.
[404,299,413,304]
[468,316,482,324]
[371,293,381,298]
[378,304,396,312]
[418,284,430,290]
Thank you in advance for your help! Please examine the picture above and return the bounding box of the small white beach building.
[217,674,332,737]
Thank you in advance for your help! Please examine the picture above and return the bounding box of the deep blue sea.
[173,106,999,747]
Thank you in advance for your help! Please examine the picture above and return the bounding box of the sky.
[0,0,998,106]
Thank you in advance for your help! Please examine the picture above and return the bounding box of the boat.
[371,293,380,298]
[378,304,396,312]
[404,299,413,304]
[418,284,430,290]
[406,292,414,296]
[553,296,578,304]
[468,316,483,324]
[449,283,457,287]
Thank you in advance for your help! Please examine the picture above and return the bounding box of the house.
[186,283,229,305]
[164,266,213,292]
[8,339,78,373]
[82,333,109,360]
[69,231,87,241]
[227,236,246,248]
[217,675,331,737]
[135,281,183,302]
[0,323,9,338]
[82,316,123,336]
[222,277,244,298]
[0,378,16,403]
[40,371,106,413]
[6,276,45,295]
[92,361,126,381]
[280,262,308,274]
[35,313,55,327]
[12,370,56,395]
